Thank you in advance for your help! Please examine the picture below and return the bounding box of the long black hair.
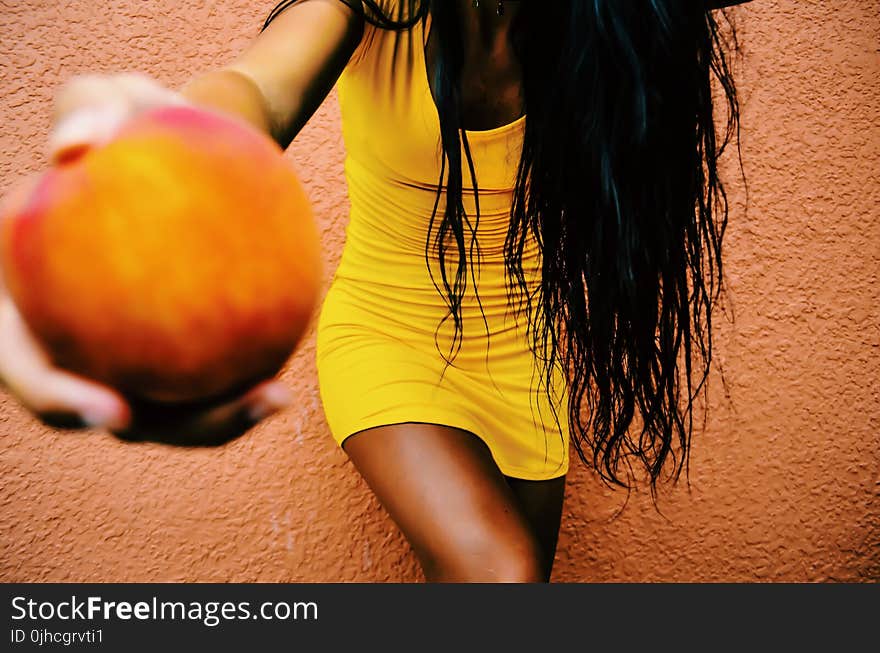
[262,0,747,495]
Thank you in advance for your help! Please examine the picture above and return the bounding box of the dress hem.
[333,416,569,481]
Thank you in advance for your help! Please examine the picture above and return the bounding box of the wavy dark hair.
[262,0,747,495]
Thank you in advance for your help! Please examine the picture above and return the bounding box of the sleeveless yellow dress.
[315,12,570,480]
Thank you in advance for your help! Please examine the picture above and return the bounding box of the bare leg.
[342,422,555,582]
[504,475,566,580]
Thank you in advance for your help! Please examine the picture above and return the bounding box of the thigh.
[504,474,566,579]
[342,422,545,582]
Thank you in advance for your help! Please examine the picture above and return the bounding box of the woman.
[0,0,747,581]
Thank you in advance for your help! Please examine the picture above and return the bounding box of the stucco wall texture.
[0,1,877,583]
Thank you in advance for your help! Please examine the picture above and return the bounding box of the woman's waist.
[318,273,544,373]
[324,253,540,337]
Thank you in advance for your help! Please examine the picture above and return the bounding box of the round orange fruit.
[0,104,321,404]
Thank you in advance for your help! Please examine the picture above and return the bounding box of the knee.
[483,546,547,583]
[421,529,548,583]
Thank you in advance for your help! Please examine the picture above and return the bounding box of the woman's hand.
[0,294,292,445]
[0,72,293,445]
[47,71,190,164]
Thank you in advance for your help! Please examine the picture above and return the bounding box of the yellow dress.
[315,13,570,480]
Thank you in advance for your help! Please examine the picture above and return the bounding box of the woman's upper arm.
[223,0,364,147]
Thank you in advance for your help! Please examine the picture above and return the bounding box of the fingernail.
[246,402,281,423]
[50,105,128,163]
[264,382,294,406]
[79,405,128,431]
[247,384,292,422]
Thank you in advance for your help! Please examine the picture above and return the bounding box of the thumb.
[48,74,133,164]
[48,101,133,165]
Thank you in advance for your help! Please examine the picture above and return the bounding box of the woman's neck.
[444,0,525,130]
[457,0,521,49]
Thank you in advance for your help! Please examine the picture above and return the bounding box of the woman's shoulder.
[345,0,423,71]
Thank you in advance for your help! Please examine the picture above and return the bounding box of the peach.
[0,104,321,404]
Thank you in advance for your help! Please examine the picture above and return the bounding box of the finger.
[183,380,294,440]
[50,74,132,158]
[116,380,293,446]
[0,299,130,430]
[239,380,295,423]
[51,74,127,126]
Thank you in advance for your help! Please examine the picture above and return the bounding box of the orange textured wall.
[0,1,877,582]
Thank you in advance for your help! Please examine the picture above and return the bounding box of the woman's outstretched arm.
[183,0,364,147]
